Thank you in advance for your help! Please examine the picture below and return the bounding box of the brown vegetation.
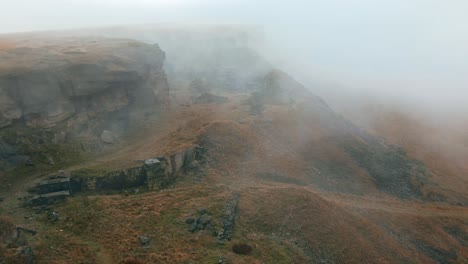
[0,82,466,263]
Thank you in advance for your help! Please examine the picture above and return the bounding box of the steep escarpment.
[0,37,169,170]
[0,38,168,129]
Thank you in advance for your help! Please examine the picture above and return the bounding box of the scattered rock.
[144,158,161,166]
[100,130,117,144]
[57,170,71,177]
[217,193,240,244]
[16,246,35,264]
[139,236,151,248]
[47,156,55,165]
[35,206,50,214]
[198,214,212,225]
[189,222,198,233]
[47,211,59,222]
[187,209,214,233]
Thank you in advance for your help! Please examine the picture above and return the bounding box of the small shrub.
[232,243,253,255]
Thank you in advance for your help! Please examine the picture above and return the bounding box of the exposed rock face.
[66,146,205,194]
[0,139,34,170]
[193,93,228,104]
[0,38,169,135]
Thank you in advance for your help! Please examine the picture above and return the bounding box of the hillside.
[0,31,467,264]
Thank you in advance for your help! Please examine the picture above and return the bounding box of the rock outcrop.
[67,146,205,194]
[0,37,169,135]
[217,193,240,244]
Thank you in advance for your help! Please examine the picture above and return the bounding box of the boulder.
[144,158,161,167]
[198,214,212,225]
[100,130,116,144]
[47,211,59,222]
[138,236,151,248]
[16,246,35,264]
[186,209,213,233]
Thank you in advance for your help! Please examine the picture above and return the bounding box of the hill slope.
[0,31,466,264]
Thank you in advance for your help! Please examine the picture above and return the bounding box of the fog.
[2,0,468,116]
[1,3,468,262]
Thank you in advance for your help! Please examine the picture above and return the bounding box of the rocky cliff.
[0,37,169,132]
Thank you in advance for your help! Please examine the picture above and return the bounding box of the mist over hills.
[0,26,466,263]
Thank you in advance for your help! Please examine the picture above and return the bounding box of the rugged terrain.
[0,30,467,264]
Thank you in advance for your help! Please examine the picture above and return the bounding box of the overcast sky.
[1,0,467,111]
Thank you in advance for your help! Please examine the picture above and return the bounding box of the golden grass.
[1,92,466,263]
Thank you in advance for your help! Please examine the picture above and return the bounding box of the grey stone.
[198,214,212,225]
[47,211,59,222]
[189,222,198,233]
[139,236,151,247]
[217,193,240,243]
[100,130,116,144]
[187,211,213,233]
[17,246,35,264]
[144,158,161,166]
